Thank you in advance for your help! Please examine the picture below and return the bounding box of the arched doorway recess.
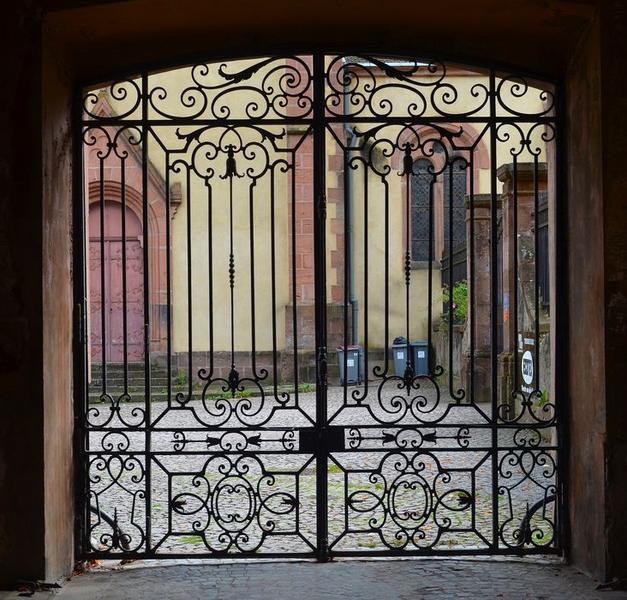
[88,201,144,363]
[77,52,560,561]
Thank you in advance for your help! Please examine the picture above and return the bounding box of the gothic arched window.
[443,159,468,253]
[411,159,434,262]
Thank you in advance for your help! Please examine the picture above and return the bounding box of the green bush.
[174,370,187,386]
[441,280,468,324]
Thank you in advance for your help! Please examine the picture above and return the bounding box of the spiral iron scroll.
[81,53,559,558]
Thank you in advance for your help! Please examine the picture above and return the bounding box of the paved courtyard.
[3,559,626,600]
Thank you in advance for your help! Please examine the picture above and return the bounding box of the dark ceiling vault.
[44,0,597,82]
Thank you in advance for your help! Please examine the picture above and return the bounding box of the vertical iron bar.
[290,154,299,400]
[141,72,152,552]
[382,177,390,376]
[229,173,236,373]
[362,161,369,393]
[270,167,279,399]
[489,68,499,551]
[342,144,349,402]
[165,153,172,405]
[427,174,434,374]
[249,179,258,378]
[469,154,475,402]
[447,161,454,397]
[99,154,106,390]
[533,154,540,388]
[121,155,128,394]
[404,166,411,374]
[312,51,328,561]
[512,154,519,394]
[186,166,193,401]
[207,182,214,380]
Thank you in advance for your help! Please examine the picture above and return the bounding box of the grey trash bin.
[337,345,363,385]
[392,337,412,376]
[411,340,430,376]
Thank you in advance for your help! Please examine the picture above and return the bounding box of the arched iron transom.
[77,53,561,560]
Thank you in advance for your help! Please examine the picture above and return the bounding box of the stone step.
[88,385,188,395]
[90,377,171,387]
[91,370,171,379]
[91,363,153,372]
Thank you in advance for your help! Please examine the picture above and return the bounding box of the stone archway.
[4,0,626,588]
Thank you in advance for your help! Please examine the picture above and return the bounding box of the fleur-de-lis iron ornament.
[221,144,242,179]
[227,366,240,396]
[402,142,414,176]
[402,363,415,392]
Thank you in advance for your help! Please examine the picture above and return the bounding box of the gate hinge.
[319,536,331,561]
[74,302,84,345]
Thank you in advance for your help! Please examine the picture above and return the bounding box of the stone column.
[462,194,494,405]
[496,163,547,410]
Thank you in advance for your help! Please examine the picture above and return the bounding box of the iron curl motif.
[340,452,476,551]
[148,56,314,121]
[495,74,555,118]
[166,454,307,554]
[83,78,143,120]
[346,426,472,450]
[80,53,560,560]
[326,55,490,119]
[497,445,557,548]
[88,454,146,553]
[168,429,297,454]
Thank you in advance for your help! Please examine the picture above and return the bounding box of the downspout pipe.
[346,128,359,347]
[342,59,359,347]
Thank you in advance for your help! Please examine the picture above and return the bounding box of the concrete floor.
[3,559,627,600]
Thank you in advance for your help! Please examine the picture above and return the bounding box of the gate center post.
[312,52,331,562]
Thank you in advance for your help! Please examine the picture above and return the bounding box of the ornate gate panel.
[77,53,561,560]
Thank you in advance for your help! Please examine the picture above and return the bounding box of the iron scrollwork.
[80,53,560,559]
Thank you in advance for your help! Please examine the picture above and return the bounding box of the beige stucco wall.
[89,57,551,354]
[328,64,548,347]
[347,156,444,348]
[151,61,293,353]
[167,156,290,354]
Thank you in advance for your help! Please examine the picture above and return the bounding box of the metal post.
[312,51,329,561]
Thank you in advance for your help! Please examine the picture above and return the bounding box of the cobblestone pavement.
[4,559,626,600]
[87,385,558,554]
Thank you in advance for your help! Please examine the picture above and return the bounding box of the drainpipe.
[343,60,359,346]
[346,130,359,346]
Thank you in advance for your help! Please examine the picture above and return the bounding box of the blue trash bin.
[411,340,430,376]
[392,337,412,376]
[337,345,363,385]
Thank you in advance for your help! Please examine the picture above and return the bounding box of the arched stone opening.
[1,0,625,589]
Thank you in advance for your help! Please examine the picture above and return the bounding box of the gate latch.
[300,427,345,454]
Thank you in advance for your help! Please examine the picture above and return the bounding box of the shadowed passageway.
[5,560,625,600]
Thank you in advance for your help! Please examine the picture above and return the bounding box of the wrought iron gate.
[76,53,561,560]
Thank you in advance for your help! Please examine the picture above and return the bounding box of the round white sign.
[521,350,534,386]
